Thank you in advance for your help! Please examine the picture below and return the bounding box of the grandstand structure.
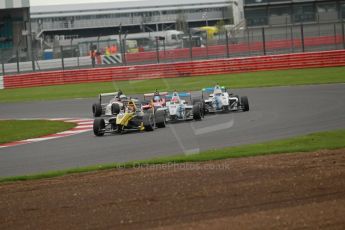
[244,0,345,27]
[0,0,31,63]
[30,0,243,40]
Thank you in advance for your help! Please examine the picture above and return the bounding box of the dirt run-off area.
[1,149,345,230]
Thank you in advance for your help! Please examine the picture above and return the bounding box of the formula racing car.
[163,91,203,121]
[201,85,249,113]
[92,91,126,117]
[143,90,168,111]
[93,99,166,136]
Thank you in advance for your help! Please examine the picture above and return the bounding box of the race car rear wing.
[144,92,168,100]
[202,86,226,92]
[100,92,119,97]
[166,92,191,99]
[202,86,227,99]
[98,92,119,104]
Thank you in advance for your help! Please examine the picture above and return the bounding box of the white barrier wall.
[3,56,89,74]
[0,75,4,90]
[3,55,122,74]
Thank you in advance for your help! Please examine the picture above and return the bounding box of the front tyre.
[241,96,249,111]
[92,103,102,117]
[93,118,105,136]
[193,103,202,120]
[143,113,154,131]
[111,103,120,115]
[155,110,166,128]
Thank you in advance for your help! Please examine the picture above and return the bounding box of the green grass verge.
[1,129,344,183]
[0,120,76,144]
[1,66,345,103]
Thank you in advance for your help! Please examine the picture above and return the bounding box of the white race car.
[160,91,203,122]
[201,85,249,113]
[92,91,127,117]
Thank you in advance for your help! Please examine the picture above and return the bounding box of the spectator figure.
[96,50,102,65]
[105,46,111,56]
[110,44,117,54]
[90,49,96,67]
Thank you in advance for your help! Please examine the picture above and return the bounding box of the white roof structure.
[29,0,244,40]
[31,0,233,18]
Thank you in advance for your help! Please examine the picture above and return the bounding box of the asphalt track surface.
[1,84,345,177]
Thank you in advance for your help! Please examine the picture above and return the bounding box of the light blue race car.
[201,85,249,113]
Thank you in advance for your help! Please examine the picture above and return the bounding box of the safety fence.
[3,49,345,89]
[125,35,344,64]
[1,34,341,74]
[1,21,345,75]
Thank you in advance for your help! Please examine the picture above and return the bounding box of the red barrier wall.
[125,35,343,63]
[4,50,345,89]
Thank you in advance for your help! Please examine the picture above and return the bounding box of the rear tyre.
[143,113,154,131]
[116,125,123,134]
[241,96,249,111]
[92,103,102,117]
[192,98,205,116]
[155,110,166,128]
[111,103,120,115]
[93,118,105,136]
[193,103,202,120]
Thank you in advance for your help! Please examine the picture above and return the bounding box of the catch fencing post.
[342,20,345,49]
[301,24,305,52]
[0,49,4,76]
[16,49,20,73]
[262,27,266,55]
[1,53,5,76]
[77,49,80,68]
[189,33,193,61]
[0,50,3,89]
[290,25,294,52]
[60,46,65,70]
[334,23,337,49]
[155,37,160,63]
[122,38,127,65]
[317,14,321,37]
[205,32,209,59]
[119,25,127,66]
[122,31,128,66]
[119,30,123,65]
[163,38,166,58]
[31,46,35,72]
[225,31,230,58]
[246,28,251,55]
[70,38,74,69]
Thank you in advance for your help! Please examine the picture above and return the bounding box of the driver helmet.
[153,95,160,102]
[127,101,136,112]
[213,83,222,95]
[119,95,127,100]
[171,97,179,103]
